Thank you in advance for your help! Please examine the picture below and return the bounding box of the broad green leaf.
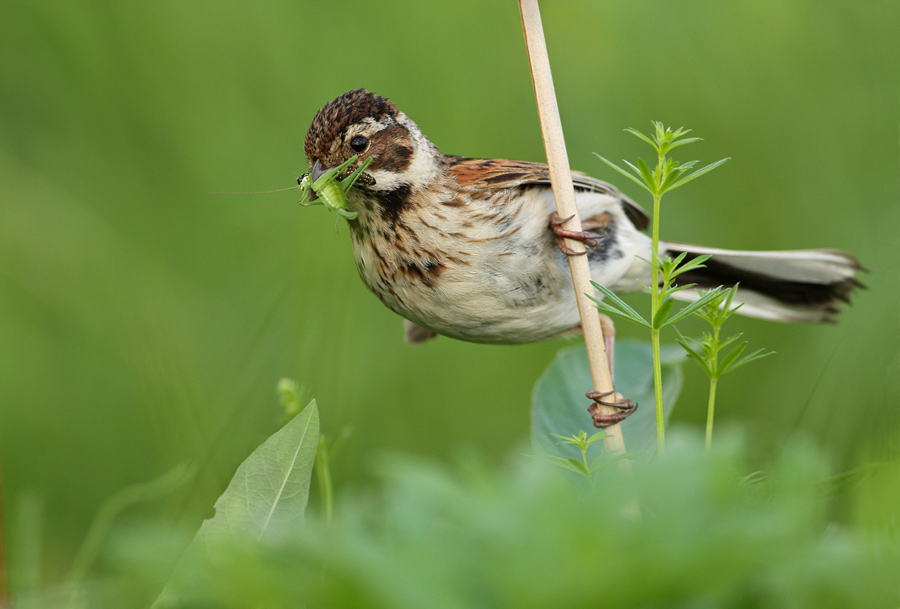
[153,401,319,608]
[207,400,318,541]
[531,341,684,465]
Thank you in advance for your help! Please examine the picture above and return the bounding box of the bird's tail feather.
[659,242,865,323]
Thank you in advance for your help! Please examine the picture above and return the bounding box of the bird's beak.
[310,160,328,183]
[305,159,330,201]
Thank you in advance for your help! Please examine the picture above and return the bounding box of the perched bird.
[300,89,863,424]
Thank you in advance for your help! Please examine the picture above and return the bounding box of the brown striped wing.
[445,155,649,231]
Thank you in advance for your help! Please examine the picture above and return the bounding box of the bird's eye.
[349,135,369,153]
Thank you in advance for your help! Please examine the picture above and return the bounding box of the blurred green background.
[1,0,897,582]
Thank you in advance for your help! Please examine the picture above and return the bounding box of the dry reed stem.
[518,0,629,459]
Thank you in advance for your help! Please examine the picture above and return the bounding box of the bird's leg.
[549,211,633,428]
[599,312,616,379]
[586,313,637,428]
[550,212,601,256]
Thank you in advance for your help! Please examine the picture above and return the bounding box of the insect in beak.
[297,155,373,220]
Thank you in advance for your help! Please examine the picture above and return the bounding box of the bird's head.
[303,89,441,196]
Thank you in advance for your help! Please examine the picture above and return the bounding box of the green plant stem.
[651,329,665,452]
[650,187,665,453]
[580,445,594,490]
[705,376,718,451]
[705,324,721,451]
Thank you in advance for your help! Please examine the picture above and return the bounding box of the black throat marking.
[372,184,413,229]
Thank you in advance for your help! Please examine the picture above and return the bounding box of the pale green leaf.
[154,401,319,608]
[531,341,685,463]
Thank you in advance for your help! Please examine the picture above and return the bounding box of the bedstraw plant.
[593,122,730,451]
[676,286,774,449]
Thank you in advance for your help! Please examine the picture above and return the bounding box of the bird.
[300,89,863,425]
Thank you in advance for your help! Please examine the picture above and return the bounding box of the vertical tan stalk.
[518,0,628,458]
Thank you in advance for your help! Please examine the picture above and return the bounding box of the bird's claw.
[550,212,601,256]
[586,389,637,429]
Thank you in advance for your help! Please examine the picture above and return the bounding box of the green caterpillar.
[297,154,373,220]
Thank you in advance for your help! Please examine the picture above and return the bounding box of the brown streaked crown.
[304,89,399,163]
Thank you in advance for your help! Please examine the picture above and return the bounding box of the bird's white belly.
[350,187,651,344]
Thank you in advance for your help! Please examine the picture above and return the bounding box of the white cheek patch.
[367,168,407,191]
[366,113,440,192]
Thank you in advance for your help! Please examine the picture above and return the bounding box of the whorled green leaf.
[624,127,657,149]
[667,157,730,192]
[531,341,684,465]
[667,254,710,278]
[720,346,774,376]
[666,136,702,150]
[659,165,684,192]
[594,154,653,193]
[677,337,713,377]
[153,401,319,608]
[635,157,655,189]
[652,296,676,329]
[589,283,651,328]
[661,287,724,328]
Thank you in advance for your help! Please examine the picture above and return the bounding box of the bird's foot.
[586,390,637,429]
[550,212,602,256]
